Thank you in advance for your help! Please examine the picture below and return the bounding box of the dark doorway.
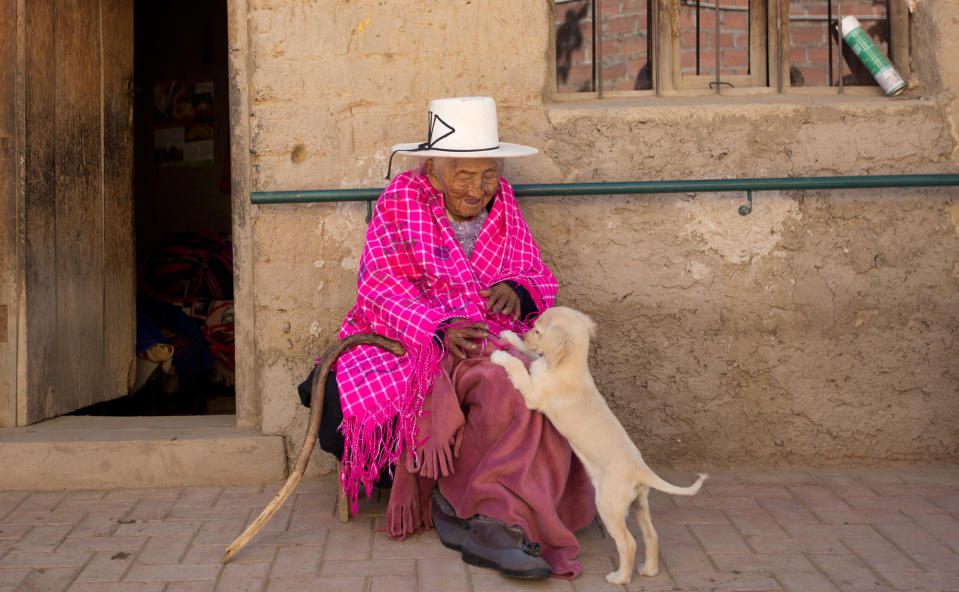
[75,0,234,417]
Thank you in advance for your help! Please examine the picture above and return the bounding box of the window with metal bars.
[554,0,909,96]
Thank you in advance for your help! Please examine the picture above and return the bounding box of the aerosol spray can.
[841,16,906,96]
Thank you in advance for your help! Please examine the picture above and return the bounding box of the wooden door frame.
[227,0,258,430]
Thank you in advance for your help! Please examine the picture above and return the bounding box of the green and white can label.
[841,16,906,96]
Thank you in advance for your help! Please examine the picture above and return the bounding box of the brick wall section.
[679,0,750,76]
[601,0,651,90]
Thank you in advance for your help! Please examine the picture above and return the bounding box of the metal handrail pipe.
[251,174,959,205]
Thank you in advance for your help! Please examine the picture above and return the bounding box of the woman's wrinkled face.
[425,158,500,223]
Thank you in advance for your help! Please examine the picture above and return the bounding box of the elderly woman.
[319,97,595,579]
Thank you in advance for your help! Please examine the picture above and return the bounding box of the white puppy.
[491,307,707,585]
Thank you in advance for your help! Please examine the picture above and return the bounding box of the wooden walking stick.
[222,333,405,563]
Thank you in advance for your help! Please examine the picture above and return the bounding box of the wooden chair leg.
[336,461,350,522]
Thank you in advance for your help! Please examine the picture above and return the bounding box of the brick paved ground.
[1,468,958,592]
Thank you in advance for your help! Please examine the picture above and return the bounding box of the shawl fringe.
[340,338,445,514]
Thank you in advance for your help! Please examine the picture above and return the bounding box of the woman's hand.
[479,283,521,320]
[444,318,490,359]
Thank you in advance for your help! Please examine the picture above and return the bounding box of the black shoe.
[460,517,552,579]
[430,487,470,551]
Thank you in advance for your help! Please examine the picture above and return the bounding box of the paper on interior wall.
[153,80,215,167]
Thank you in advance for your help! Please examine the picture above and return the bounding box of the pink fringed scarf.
[384,352,464,539]
[335,168,557,513]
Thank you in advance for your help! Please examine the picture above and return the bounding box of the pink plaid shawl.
[336,168,557,508]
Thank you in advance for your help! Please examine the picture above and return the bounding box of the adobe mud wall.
[228,0,959,475]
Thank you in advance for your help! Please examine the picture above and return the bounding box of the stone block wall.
[230,0,959,475]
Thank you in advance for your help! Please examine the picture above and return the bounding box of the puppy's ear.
[543,325,571,367]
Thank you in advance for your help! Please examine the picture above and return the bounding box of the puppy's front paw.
[498,330,522,348]
[490,350,527,391]
[490,350,513,368]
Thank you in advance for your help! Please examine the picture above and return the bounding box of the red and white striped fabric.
[335,167,557,506]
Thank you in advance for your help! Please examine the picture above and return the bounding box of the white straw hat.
[386,97,537,177]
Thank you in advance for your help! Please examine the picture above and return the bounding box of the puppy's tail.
[645,472,708,497]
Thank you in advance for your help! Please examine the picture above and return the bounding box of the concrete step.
[0,415,288,490]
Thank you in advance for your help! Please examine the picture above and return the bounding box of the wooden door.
[1,0,17,426]
[0,0,134,426]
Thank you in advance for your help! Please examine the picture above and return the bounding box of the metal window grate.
[557,0,897,94]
